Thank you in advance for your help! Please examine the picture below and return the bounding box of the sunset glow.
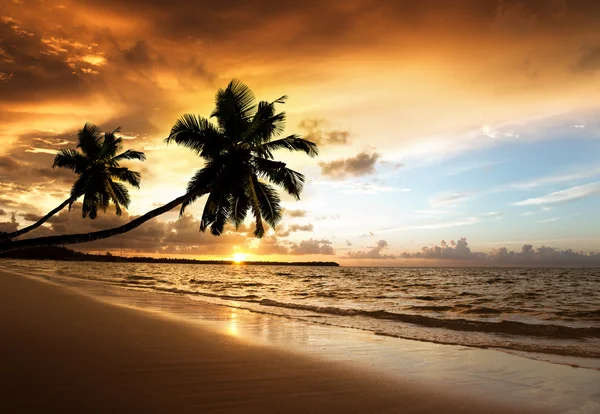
[233,253,247,264]
[1,0,600,266]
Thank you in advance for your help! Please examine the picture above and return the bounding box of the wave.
[127,275,155,281]
[406,305,454,312]
[556,309,600,318]
[258,299,600,339]
[413,295,440,301]
[151,286,261,302]
[460,307,503,315]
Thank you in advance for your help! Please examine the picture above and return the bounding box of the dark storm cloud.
[319,152,380,179]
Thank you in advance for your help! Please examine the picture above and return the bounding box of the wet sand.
[0,269,531,413]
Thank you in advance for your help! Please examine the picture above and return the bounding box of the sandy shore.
[0,269,531,413]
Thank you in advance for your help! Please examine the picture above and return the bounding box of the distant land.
[0,246,340,267]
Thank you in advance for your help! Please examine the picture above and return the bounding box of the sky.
[2,0,600,266]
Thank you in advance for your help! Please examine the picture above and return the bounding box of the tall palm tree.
[1,123,146,241]
[165,79,318,237]
[0,80,317,252]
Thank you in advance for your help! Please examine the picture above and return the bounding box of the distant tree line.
[0,246,339,267]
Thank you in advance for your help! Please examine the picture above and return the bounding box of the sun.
[233,253,247,263]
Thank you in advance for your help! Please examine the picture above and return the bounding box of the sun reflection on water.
[228,309,239,337]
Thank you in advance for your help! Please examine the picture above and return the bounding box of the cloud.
[408,217,482,230]
[298,119,350,146]
[315,214,340,221]
[381,217,482,233]
[481,125,520,139]
[507,168,600,190]
[318,152,379,179]
[537,217,559,223]
[288,238,335,255]
[484,211,503,220]
[0,212,18,233]
[430,192,473,207]
[276,223,314,237]
[348,239,396,259]
[21,213,43,222]
[513,182,600,206]
[399,237,600,266]
[315,179,406,194]
[252,236,335,256]
[285,209,307,218]
[401,238,474,260]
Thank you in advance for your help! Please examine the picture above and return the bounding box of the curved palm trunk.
[2,198,73,242]
[0,193,194,253]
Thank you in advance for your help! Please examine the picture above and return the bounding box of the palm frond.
[179,163,223,215]
[77,122,103,160]
[252,157,305,199]
[255,135,318,159]
[69,175,89,207]
[105,182,123,216]
[209,199,230,236]
[112,149,146,163]
[211,79,256,139]
[53,149,88,172]
[199,189,230,236]
[81,190,97,219]
[101,129,123,160]
[228,191,250,229]
[108,181,131,208]
[243,98,287,144]
[246,175,265,238]
[166,114,225,158]
[252,177,282,228]
[108,167,141,188]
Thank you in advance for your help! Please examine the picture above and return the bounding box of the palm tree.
[0,80,317,252]
[165,79,318,237]
[1,123,145,241]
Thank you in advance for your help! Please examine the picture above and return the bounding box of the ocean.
[3,259,599,369]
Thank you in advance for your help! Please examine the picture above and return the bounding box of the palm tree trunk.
[0,193,193,253]
[2,198,73,241]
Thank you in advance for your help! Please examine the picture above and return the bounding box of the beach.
[0,268,541,413]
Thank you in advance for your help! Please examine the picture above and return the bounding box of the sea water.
[2,259,599,369]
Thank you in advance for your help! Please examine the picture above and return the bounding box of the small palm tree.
[165,79,318,237]
[2,123,145,240]
[0,80,317,251]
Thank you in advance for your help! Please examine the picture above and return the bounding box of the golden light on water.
[227,309,239,337]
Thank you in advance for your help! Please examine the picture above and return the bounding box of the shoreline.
[0,268,539,413]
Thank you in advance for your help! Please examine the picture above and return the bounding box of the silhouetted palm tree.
[2,123,145,241]
[165,79,318,237]
[0,80,317,252]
